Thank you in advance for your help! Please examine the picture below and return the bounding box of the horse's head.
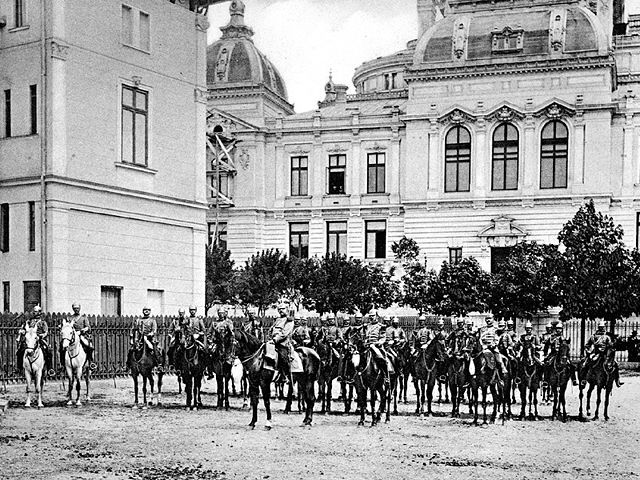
[555,340,571,367]
[604,344,616,367]
[60,320,76,350]
[24,326,39,353]
[520,343,536,367]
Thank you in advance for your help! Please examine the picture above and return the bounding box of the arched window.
[540,120,568,189]
[445,126,471,193]
[492,123,519,191]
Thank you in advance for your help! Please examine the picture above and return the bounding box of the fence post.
[580,318,586,356]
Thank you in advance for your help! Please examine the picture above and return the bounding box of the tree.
[392,236,421,264]
[304,253,366,316]
[283,257,318,312]
[234,249,290,316]
[205,244,236,315]
[354,263,401,316]
[431,257,490,317]
[556,199,640,350]
[488,241,561,322]
[400,262,438,315]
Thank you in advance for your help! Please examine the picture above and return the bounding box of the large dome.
[413,0,609,67]
[206,0,288,101]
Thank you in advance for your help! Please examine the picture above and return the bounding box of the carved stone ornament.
[238,149,250,170]
[540,102,572,120]
[439,108,475,125]
[215,47,230,81]
[365,142,386,152]
[490,106,524,123]
[131,76,143,86]
[491,26,524,53]
[549,12,566,52]
[452,20,469,60]
[195,14,210,32]
[289,144,311,155]
[207,113,237,134]
[326,143,349,153]
[477,215,527,251]
[194,87,208,104]
[50,40,70,60]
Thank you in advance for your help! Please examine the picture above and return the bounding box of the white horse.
[61,320,91,406]
[23,327,45,408]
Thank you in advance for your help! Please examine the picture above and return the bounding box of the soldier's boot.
[16,346,25,373]
[43,347,53,376]
[614,366,624,387]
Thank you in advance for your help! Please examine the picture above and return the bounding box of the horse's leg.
[35,370,43,409]
[586,383,595,417]
[157,372,163,406]
[357,384,366,425]
[560,382,567,422]
[85,366,91,402]
[578,383,585,419]
[414,378,421,414]
[370,387,377,427]
[490,386,498,424]
[261,378,272,430]
[224,368,231,410]
[75,371,82,406]
[185,375,193,409]
[603,385,612,421]
[481,386,488,424]
[248,381,259,429]
[242,373,248,409]
[216,375,224,409]
[384,383,391,423]
[472,387,479,425]
[132,374,139,408]
[305,378,316,426]
[284,378,294,414]
[519,385,525,419]
[593,385,602,420]
[24,370,32,408]
[533,387,539,419]
[66,367,74,406]
[449,381,457,417]
[426,378,434,416]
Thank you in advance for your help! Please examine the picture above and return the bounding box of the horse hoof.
[604,416,609,421]
[142,406,148,411]
[67,400,73,406]
[132,404,139,410]
[76,401,82,407]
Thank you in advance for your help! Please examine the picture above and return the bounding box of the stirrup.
[89,362,98,372]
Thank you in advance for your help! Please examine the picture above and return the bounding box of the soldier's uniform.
[183,315,207,349]
[447,320,470,356]
[497,327,516,361]
[414,322,432,350]
[270,308,295,372]
[17,309,51,373]
[292,322,311,347]
[386,320,406,350]
[365,319,393,380]
[67,311,94,362]
[479,320,507,374]
[211,310,235,364]
[516,326,541,364]
[129,312,159,365]
[244,312,265,343]
[581,323,623,387]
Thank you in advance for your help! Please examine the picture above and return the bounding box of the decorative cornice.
[194,87,208,104]
[406,56,615,82]
[195,13,209,32]
[364,141,387,152]
[534,102,575,119]
[489,105,525,122]
[438,108,476,125]
[286,144,312,155]
[326,143,350,153]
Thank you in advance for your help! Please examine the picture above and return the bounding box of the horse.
[22,327,45,408]
[546,340,572,422]
[315,329,341,414]
[128,330,163,409]
[470,337,502,425]
[516,343,542,420]
[175,328,206,410]
[339,343,358,413]
[234,328,319,428]
[579,345,616,421]
[392,340,413,409]
[60,321,91,407]
[353,343,392,426]
[446,349,468,418]
[412,338,444,416]
[208,324,234,410]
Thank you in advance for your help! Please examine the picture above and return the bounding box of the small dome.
[207,0,288,100]
[414,3,608,66]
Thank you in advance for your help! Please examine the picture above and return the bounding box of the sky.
[206,0,640,113]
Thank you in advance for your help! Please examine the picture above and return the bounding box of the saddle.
[481,351,496,371]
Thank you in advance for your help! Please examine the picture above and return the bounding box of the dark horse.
[547,339,572,422]
[209,325,234,410]
[315,329,341,413]
[353,344,392,426]
[516,343,541,420]
[446,348,469,418]
[412,338,444,416]
[469,337,503,425]
[392,341,413,410]
[579,345,616,421]
[128,331,164,409]
[234,328,320,428]
[175,329,206,410]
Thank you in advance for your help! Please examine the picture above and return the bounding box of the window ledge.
[285,195,312,200]
[9,26,30,33]
[0,133,38,141]
[323,194,350,198]
[122,43,151,55]
[115,162,157,174]
[362,192,390,197]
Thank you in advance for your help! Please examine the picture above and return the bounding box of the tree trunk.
[609,318,616,338]
[580,318,586,356]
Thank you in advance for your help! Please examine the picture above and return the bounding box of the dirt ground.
[1,372,639,480]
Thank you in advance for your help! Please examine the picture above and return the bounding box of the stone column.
[427,120,440,198]
[522,114,537,198]
[473,118,487,199]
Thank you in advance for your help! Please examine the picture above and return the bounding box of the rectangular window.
[365,220,386,259]
[449,247,463,264]
[15,0,25,28]
[637,212,640,250]
[101,286,122,316]
[208,222,227,250]
[121,5,133,45]
[3,282,9,312]
[147,289,164,316]
[291,156,308,196]
[0,203,8,253]
[4,90,11,138]
[23,281,40,312]
[121,85,148,166]
[29,85,37,134]
[327,221,347,255]
[28,201,35,251]
[139,11,150,51]
[327,154,346,195]
[289,223,309,259]
[367,152,386,194]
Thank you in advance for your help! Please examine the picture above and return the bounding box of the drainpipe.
[39,0,48,310]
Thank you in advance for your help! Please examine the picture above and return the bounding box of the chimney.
[417,0,436,38]
[335,85,348,103]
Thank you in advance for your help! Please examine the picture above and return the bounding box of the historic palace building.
[0,0,211,313]
[206,0,640,274]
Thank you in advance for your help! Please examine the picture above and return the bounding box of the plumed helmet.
[188,304,197,310]
[178,307,185,314]
[277,303,288,310]
[546,322,553,329]
[72,303,80,309]
[392,317,399,324]
[506,319,514,326]
[33,305,42,313]
[457,317,465,324]
[437,318,445,326]
[598,320,606,328]
[355,312,363,318]
[326,313,335,319]
[497,320,506,329]
[142,306,151,311]
[525,321,533,329]
[218,306,228,314]
[556,321,564,329]
[418,315,427,321]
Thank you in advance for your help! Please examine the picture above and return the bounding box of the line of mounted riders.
[14,302,624,427]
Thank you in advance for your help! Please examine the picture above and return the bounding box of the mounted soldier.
[292,313,311,347]
[266,303,301,375]
[340,315,352,340]
[364,311,394,384]
[506,319,518,344]
[65,303,95,368]
[386,317,406,350]
[319,313,343,356]
[478,316,507,375]
[465,317,475,336]
[168,307,186,367]
[210,306,235,365]
[243,307,264,343]
[497,319,516,364]
[541,322,554,348]
[182,305,206,350]
[17,305,51,375]
[516,321,542,365]
[447,317,469,357]
[128,306,159,366]
[433,318,447,343]
[581,320,623,388]
[543,321,577,386]
[413,315,432,353]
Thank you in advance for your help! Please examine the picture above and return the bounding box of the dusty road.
[1,372,639,480]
